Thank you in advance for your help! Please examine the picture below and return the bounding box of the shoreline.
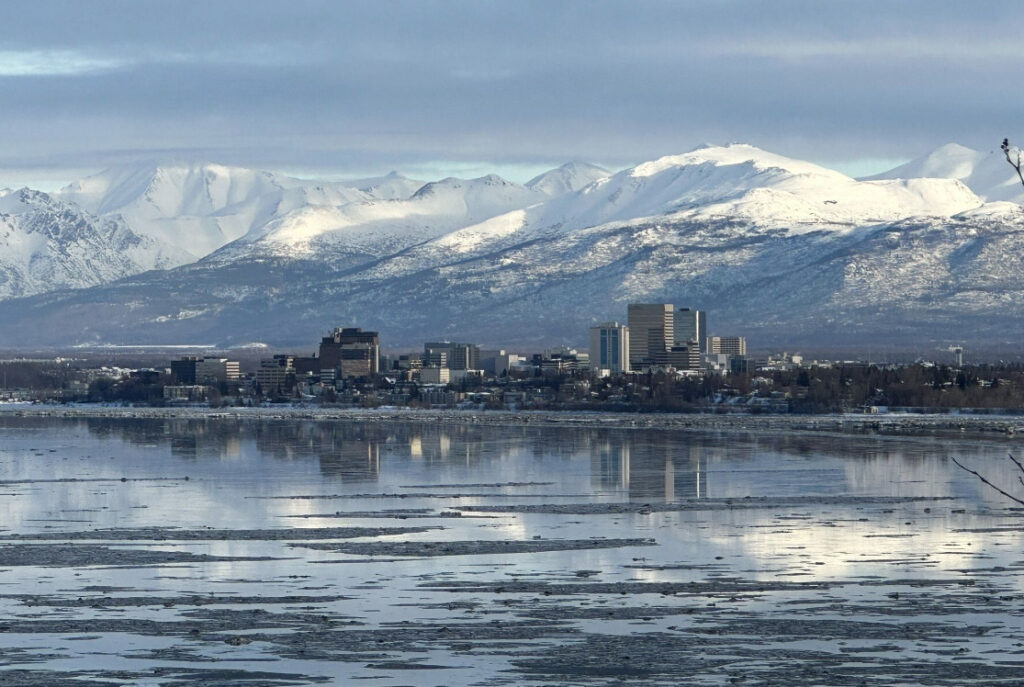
[3,403,1024,438]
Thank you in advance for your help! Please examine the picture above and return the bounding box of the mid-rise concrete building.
[319,327,380,379]
[707,336,747,357]
[589,322,630,374]
[423,342,480,370]
[195,358,240,385]
[419,367,450,384]
[665,344,701,370]
[479,349,522,376]
[423,349,448,369]
[170,357,240,385]
[396,354,423,371]
[255,355,295,395]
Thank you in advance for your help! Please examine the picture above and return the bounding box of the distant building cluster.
[155,303,748,405]
[590,304,746,377]
[9,320,1010,414]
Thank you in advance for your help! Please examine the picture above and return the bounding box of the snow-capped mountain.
[342,171,425,200]
[0,188,186,300]
[526,161,610,196]
[58,161,371,262]
[867,142,1024,203]
[1,142,1023,350]
[538,144,980,229]
[206,172,549,264]
[405,144,983,264]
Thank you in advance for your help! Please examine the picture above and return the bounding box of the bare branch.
[1009,453,1024,477]
[950,456,1024,507]
[1002,138,1024,190]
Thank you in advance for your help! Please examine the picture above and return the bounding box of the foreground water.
[1,414,1023,686]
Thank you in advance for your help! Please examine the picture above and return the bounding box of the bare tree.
[1002,138,1024,190]
[952,453,1024,506]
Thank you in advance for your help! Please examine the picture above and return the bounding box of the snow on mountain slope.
[407,144,984,265]
[60,144,984,274]
[526,161,610,196]
[867,142,1024,203]
[343,171,426,200]
[543,144,981,230]
[58,161,370,262]
[0,188,186,299]
[4,200,1024,350]
[208,173,548,262]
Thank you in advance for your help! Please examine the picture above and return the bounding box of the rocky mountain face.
[1,143,1023,350]
[0,188,186,301]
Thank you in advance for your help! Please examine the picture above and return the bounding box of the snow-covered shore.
[3,404,1023,437]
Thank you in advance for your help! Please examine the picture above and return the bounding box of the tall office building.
[627,303,673,367]
[674,308,707,352]
[319,327,380,379]
[589,322,630,373]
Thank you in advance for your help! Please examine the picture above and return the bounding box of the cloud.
[0,50,124,76]
[0,1,1021,184]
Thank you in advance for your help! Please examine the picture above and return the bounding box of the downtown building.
[170,357,241,386]
[318,327,380,381]
[706,336,746,357]
[254,355,296,396]
[674,308,707,353]
[626,303,702,371]
[423,342,480,371]
[626,303,674,368]
[589,322,630,374]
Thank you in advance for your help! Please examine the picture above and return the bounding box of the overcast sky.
[1,1,1022,188]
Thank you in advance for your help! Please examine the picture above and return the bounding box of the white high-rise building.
[589,322,630,373]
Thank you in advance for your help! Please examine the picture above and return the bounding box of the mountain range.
[0,143,1022,351]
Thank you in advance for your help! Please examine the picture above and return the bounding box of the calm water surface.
[0,415,1022,686]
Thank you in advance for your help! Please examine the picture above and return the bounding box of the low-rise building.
[163,385,208,402]
[255,356,296,396]
[419,367,450,384]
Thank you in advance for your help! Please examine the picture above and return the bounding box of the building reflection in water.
[591,435,707,502]
[591,440,630,491]
[318,441,380,481]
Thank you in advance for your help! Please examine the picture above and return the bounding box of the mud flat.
[0,544,280,567]
[0,526,438,541]
[456,495,957,515]
[293,537,656,558]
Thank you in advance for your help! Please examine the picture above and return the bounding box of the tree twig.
[950,456,1024,507]
[1001,138,1024,190]
[1008,453,1024,477]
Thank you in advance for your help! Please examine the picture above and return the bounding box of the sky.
[1,0,1022,189]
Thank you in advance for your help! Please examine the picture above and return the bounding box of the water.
[0,414,1023,685]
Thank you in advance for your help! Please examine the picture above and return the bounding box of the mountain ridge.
[1,142,1023,350]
